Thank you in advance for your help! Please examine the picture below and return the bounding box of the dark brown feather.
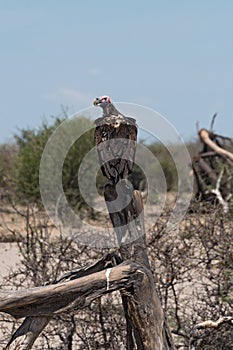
[94,117,137,183]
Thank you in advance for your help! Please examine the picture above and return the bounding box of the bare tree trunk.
[1,110,177,349]
[104,181,175,349]
[1,183,175,349]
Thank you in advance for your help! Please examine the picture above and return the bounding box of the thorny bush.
[0,200,232,349]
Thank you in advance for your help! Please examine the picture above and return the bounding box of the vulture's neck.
[102,103,120,117]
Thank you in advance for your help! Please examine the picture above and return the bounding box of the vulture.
[93,96,137,183]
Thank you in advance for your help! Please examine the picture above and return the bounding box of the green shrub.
[12,115,102,215]
[0,114,198,209]
[0,143,18,197]
[13,118,64,203]
[148,143,178,191]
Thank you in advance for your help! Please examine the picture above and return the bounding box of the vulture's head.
[93,95,112,109]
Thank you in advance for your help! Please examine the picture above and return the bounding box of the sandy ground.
[0,243,21,349]
[0,243,21,281]
[0,194,177,281]
[0,194,179,347]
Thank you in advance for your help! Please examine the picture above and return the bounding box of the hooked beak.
[114,121,121,129]
[93,98,100,106]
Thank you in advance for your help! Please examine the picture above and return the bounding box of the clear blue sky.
[0,0,232,143]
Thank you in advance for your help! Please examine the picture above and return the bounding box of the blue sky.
[0,0,232,143]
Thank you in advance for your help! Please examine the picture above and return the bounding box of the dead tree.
[0,108,175,349]
[192,114,233,212]
[93,98,175,349]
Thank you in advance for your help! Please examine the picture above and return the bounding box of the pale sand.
[0,243,21,281]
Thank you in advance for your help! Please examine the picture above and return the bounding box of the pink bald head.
[99,95,111,103]
[93,95,112,107]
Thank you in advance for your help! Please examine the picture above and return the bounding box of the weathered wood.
[104,184,149,267]
[5,317,51,350]
[2,259,171,349]
[198,158,217,183]
[104,181,175,349]
[2,107,176,349]
[193,316,233,330]
[189,316,233,350]
[0,263,143,319]
[193,125,233,209]
[3,253,120,349]
[120,269,173,350]
[55,252,121,283]
[199,128,233,162]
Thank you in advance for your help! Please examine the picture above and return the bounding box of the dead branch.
[199,128,233,162]
[210,112,217,131]
[189,316,233,350]
[198,158,217,183]
[208,169,229,213]
[2,257,172,350]
[2,253,121,349]
[192,122,233,211]
[5,317,51,350]
[194,316,233,330]
[55,252,121,283]
[0,262,142,319]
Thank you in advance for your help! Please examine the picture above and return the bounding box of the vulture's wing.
[94,123,115,180]
[116,123,137,177]
[94,120,137,181]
